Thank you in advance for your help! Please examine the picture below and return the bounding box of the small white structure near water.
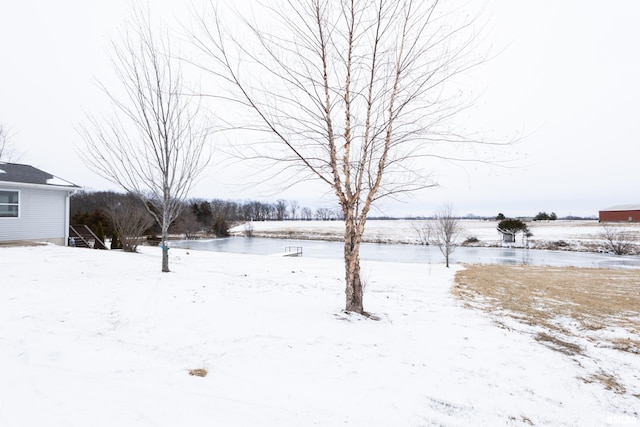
[0,162,79,246]
[497,228,516,243]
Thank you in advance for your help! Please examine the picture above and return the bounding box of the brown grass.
[188,368,208,377]
[453,264,640,395]
[453,265,640,334]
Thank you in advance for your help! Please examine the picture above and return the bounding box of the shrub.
[110,231,122,249]
[462,236,479,246]
[213,216,230,237]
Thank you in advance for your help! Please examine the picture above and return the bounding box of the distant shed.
[599,204,640,222]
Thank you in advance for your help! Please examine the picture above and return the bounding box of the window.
[0,190,19,218]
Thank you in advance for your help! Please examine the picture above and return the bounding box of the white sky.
[1,1,638,218]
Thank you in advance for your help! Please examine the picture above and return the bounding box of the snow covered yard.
[1,245,638,426]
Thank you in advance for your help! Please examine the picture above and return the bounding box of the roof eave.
[0,180,80,192]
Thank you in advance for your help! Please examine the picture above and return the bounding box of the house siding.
[0,184,69,244]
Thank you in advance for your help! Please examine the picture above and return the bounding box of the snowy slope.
[0,245,637,426]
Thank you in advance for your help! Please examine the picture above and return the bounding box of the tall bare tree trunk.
[344,219,364,313]
[161,223,170,273]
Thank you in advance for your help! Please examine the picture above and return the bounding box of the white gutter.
[0,180,80,192]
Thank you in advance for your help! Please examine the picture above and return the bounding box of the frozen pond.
[170,237,640,269]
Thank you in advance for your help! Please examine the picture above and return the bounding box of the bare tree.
[79,6,210,272]
[173,207,201,239]
[429,204,463,268]
[301,207,313,221]
[601,223,634,255]
[103,193,155,252]
[315,207,333,221]
[0,125,7,160]
[275,199,288,220]
[289,200,299,220]
[0,124,19,162]
[192,0,486,313]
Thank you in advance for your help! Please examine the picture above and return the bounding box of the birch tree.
[79,7,210,272]
[192,0,486,313]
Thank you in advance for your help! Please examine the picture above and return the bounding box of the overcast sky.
[1,1,638,218]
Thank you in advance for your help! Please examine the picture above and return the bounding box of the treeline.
[70,191,343,239]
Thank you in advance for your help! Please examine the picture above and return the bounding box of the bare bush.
[600,223,633,255]
[103,193,154,252]
[173,209,201,240]
[412,222,431,245]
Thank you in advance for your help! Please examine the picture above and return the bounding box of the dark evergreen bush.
[95,221,106,249]
[110,231,122,249]
[212,216,230,237]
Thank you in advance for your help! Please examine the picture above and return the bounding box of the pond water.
[170,237,640,269]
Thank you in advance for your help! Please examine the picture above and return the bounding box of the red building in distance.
[599,205,640,222]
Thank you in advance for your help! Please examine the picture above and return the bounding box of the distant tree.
[289,200,299,220]
[0,124,9,161]
[70,191,113,236]
[0,124,20,162]
[534,211,557,221]
[429,204,463,268]
[95,221,106,250]
[190,200,213,227]
[498,218,527,234]
[533,212,549,221]
[79,6,210,271]
[315,208,332,221]
[301,207,313,221]
[496,213,506,221]
[498,218,530,243]
[212,216,230,237]
[210,199,230,222]
[600,223,633,255]
[275,199,288,221]
[173,208,201,240]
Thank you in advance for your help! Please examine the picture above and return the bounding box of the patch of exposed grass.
[535,332,583,356]
[453,265,640,333]
[453,264,640,396]
[188,368,208,377]
[581,370,627,395]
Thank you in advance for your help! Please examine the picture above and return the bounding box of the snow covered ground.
[231,219,640,253]
[1,244,638,426]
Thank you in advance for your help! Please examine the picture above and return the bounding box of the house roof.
[600,204,640,212]
[0,162,79,188]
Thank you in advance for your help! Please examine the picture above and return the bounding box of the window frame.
[0,189,20,219]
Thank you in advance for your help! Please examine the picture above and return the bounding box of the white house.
[0,162,79,246]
